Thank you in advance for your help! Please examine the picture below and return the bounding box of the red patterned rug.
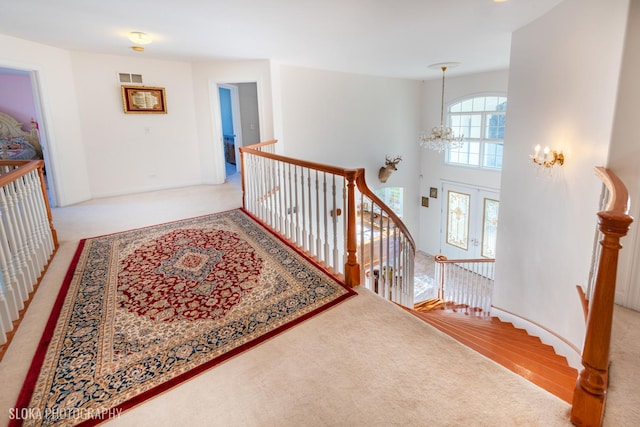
[11,209,355,426]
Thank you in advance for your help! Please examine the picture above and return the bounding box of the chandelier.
[418,63,464,152]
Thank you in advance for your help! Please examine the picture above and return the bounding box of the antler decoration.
[378,155,402,183]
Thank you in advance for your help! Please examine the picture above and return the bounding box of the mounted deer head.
[378,155,402,183]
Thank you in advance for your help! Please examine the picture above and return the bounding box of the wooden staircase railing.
[239,140,415,307]
[0,160,58,351]
[354,174,415,307]
[415,254,495,314]
[571,167,634,426]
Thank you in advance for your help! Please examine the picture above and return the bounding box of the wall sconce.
[378,155,402,183]
[530,144,564,168]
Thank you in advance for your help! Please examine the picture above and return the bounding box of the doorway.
[439,181,500,260]
[0,66,56,205]
[216,82,260,180]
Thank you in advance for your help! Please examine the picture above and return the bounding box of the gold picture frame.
[121,86,167,114]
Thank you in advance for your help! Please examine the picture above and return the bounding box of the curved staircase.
[408,304,578,403]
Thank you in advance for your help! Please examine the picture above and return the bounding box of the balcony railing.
[0,160,57,346]
[571,167,634,426]
[414,254,495,315]
[239,140,415,307]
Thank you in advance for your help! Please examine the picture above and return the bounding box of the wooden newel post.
[571,210,633,426]
[344,171,360,287]
[435,254,447,301]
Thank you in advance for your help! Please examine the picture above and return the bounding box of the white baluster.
[315,171,321,259]
[306,169,313,254]
[300,167,307,252]
[331,175,338,272]
[11,180,38,287]
[29,171,47,258]
[14,176,39,292]
[0,188,23,316]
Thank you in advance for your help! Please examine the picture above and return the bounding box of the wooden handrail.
[594,166,629,214]
[433,256,495,264]
[0,160,57,247]
[246,139,278,150]
[240,140,416,294]
[240,142,363,287]
[0,159,58,353]
[0,160,43,187]
[421,254,496,313]
[571,167,634,426]
[241,144,361,177]
[354,172,416,252]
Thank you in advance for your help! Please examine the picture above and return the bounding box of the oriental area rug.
[12,209,355,427]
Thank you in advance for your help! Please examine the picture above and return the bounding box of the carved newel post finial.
[378,155,402,183]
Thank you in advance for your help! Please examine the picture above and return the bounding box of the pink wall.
[0,73,37,129]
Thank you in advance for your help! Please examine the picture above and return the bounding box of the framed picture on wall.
[121,86,167,114]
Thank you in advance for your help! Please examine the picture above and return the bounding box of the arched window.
[446,95,507,170]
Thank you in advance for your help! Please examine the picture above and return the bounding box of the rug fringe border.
[239,207,355,292]
[9,209,357,426]
[10,239,88,427]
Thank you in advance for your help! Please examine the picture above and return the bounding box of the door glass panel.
[446,190,470,250]
[482,198,499,258]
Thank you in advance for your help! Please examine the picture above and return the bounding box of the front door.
[440,182,500,260]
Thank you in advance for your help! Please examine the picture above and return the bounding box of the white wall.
[608,0,640,310]
[70,52,201,197]
[493,0,629,351]
[0,34,90,206]
[278,65,423,236]
[418,69,508,255]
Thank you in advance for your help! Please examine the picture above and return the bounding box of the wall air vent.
[118,73,143,84]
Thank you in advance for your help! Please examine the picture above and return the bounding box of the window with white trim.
[446,95,507,170]
[374,187,403,218]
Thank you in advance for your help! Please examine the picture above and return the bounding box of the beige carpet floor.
[1,173,638,426]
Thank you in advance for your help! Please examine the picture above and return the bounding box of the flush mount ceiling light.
[128,31,152,45]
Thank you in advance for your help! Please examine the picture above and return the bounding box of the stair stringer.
[491,306,582,370]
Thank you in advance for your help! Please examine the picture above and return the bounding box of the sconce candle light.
[530,144,564,168]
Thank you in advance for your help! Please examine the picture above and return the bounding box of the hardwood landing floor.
[408,304,578,403]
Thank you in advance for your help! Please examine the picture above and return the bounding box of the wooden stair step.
[418,312,550,346]
[417,313,560,355]
[428,314,535,336]
[418,315,577,402]
[414,312,576,373]
[406,307,578,403]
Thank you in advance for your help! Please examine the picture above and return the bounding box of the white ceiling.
[0,0,563,80]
